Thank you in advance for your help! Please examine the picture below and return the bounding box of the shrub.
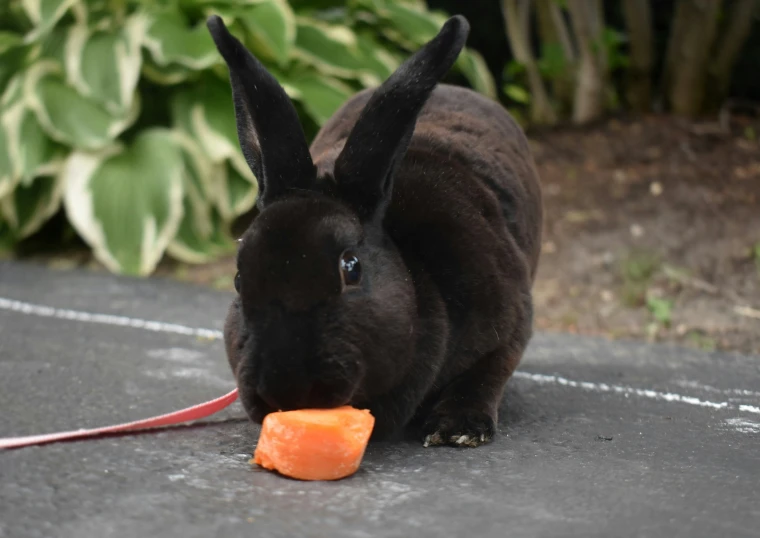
[0,0,495,274]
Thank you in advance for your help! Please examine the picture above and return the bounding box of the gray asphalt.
[0,260,758,538]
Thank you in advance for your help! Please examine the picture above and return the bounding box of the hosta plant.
[0,0,495,275]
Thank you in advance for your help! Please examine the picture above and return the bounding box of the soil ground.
[527,113,760,355]
[9,114,760,355]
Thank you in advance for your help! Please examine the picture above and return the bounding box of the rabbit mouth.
[257,378,356,412]
[243,381,357,424]
[236,358,362,423]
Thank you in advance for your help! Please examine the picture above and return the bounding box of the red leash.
[0,388,239,450]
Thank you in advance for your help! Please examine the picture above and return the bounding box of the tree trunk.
[535,0,576,113]
[663,0,723,117]
[548,1,576,62]
[535,0,558,47]
[501,0,557,125]
[705,0,759,110]
[589,0,608,76]
[567,0,605,124]
[622,0,653,112]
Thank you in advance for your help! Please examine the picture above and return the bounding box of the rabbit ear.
[207,15,316,208]
[334,15,470,221]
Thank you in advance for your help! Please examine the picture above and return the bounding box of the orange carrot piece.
[252,406,375,481]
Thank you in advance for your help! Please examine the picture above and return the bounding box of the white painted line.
[0,297,224,340]
[724,418,760,434]
[511,372,760,415]
[2,295,758,417]
[672,379,760,399]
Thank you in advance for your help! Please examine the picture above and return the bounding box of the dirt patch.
[529,114,760,355]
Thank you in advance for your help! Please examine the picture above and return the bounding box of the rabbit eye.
[339,251,362,287]
[234,272,241,293]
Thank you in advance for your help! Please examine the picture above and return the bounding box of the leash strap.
[0,388,239,450]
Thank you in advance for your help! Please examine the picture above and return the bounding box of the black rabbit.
[207,13,542,447]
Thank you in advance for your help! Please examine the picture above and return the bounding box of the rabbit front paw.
[421,408,496,448]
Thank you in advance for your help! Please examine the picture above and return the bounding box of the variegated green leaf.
[170,75,248,174]
[0,87,38,199]
[168,199,235,264]
[141,56,195,86]
[294,19,382,85]
[0,32,22,54]
[21,0,81,43]
[235,0,295,67]
[222,161,258,220]
[286,72,354,125]
[0,172,64,239]
[0,217,14,252]
[1,75,24,108]
[397,0,428,8]
[175,0,269,5]
[0,101,66,199]
[355,33,400,80]
[457,50,497,99]
[375,2,445,47]
[171,83,259,222]
[0,107,15,201]
[64,14,147,116]
[37,25,68,65]
[371,3,495,97]
[62,129,185,275]
[0,44,32,97]
[168,123,237,263]
[18,108,66,180]
[25,61,140,150]
[172,130,217,209]
[143,9,218,70]
[168,180,214,264]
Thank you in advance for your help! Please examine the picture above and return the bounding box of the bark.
[535,0,576,112]
[622,0,653,112]
[663,0,723,116]
[567,0,605,124]
[501,0,557,124]
[549,1,576,63]
[590,0,608,75]
[705,0,760,109]
[536,0,558,48]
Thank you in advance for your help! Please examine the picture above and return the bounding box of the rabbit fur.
[207,13,542,447]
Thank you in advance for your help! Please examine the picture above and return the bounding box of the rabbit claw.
[421,408,495,448]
